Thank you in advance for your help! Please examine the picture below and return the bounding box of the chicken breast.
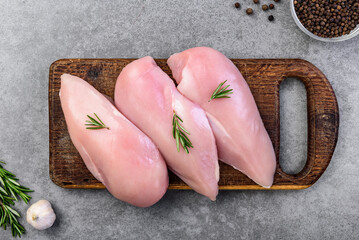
[114,57,219,200]
[60,74,168,207]
[167,47,276,188]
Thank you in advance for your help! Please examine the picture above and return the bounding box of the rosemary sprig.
[0,161,33,238]
[172,111,193,154]
[85,113,109,130]
[209,80,233,102]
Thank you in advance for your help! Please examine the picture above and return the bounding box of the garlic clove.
[26,200,56,230]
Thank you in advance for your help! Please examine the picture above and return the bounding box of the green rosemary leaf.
[175,114,183,122]
[178,124,190,135]
[85,113,109,130]
[17,187,32,192]
[87,115,101,125]
[12,224,22,237]
[184,146,189,154]
[94,113,106,126]
[209,80,234,101]
[17,192,30,204]
[179,131,191,143]
[0,160,32,238]
[7,179,19,187]
[218,89,233,95]
[220,84,230,92]
[85,122,101,126]
[86,127,106,130]
[212,80,225,96]
[6,206,20,218]
[215,92,233,98]
[172,111,193,154]
[1,169,15,177]
[172,124,176,139]
[8,188,17,201]
[179,136,185,149]
[0,186,7,195]
[175,129,180,152]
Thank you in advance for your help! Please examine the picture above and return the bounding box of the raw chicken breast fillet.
[167,47,276,188]
[115,57,219,200]
[60,74,168,207]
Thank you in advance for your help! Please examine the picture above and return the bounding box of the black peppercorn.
[234,2,240,9]
[274,0,280,2]
[262,4,269,11]
[294,0,358,38]
[253,0,259,4]
[246,8,254,15]
[268,15,274,21]
[269,4,274,9]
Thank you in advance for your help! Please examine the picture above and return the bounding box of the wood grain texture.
[49,59,339,190]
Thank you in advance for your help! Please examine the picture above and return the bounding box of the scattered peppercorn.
[246,8,254,15]
[294,0,359,38]
[233,1,281,22]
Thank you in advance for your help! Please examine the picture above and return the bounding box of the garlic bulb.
[26,200,56,230]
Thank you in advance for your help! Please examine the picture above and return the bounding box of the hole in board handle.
[279,78,308,175]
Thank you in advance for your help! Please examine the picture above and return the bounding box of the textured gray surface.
[0,0,358,239]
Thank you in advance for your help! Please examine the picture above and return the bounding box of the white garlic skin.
[26,200,56,230]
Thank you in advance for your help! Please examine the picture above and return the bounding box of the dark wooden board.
[49,59,339,190]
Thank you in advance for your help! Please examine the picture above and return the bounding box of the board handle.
[277,60,339,186]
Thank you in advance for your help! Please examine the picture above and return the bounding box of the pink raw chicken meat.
[115,57,219,200]
[60,74,168,207]
[168,47,276,188]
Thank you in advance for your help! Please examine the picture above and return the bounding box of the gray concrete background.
[0,0,358,239]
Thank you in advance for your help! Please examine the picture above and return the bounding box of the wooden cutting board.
[49,59,339,190]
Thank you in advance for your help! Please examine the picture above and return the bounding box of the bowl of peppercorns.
[291,0,359,42]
